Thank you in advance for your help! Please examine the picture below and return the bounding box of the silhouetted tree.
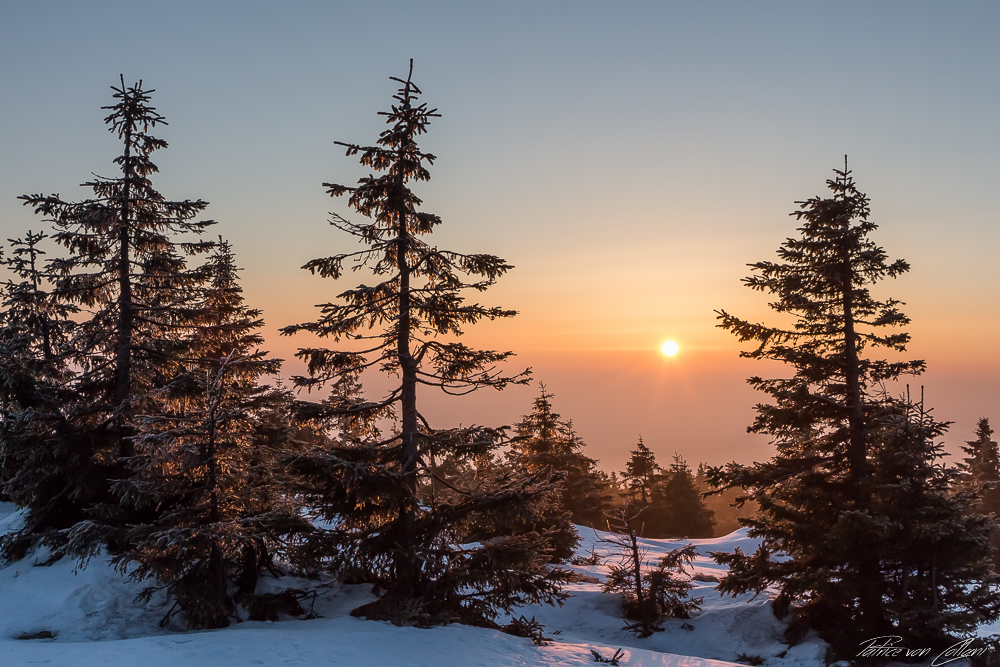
[507,386,613,558]
[618,437,678,537]
[282,61,568,625]
[960,418,1000,512]
[958,418,1000,571]
[622,437,659,506]
[648,454,714,538]
[708,161,1000,656]
[16,77,215,555]
[0,233,80,559]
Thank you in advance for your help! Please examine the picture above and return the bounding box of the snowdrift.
[0,502,830,666]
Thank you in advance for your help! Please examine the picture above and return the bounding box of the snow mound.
[0,507,817,666]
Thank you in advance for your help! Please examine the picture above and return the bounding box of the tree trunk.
[394,144,420,598]
[207,391,221,525]
[115,121,134,457]
[630,528,644,610]
[841,253,881,635]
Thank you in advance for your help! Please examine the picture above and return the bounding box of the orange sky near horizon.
[3,2,999,476]
[258,222,1000,475]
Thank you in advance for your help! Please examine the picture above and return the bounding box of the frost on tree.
[116,240,308,629]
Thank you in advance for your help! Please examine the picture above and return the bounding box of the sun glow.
[660,339,680,357]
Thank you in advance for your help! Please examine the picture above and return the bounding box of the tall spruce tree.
[282,62,569,625]
[707,161,1000,655]
[16,77,215,555]
[116,239,306,628]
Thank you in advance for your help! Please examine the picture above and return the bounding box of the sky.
[1,1,999,472]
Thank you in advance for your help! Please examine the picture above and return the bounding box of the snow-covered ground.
[512,528,828,667]
[0,501,827,666]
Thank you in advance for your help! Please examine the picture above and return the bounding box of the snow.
[0,501,826,667]
[503,528,827,667]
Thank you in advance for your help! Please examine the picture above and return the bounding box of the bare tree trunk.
[629,527,644,610]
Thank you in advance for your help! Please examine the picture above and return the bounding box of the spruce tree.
[0,232,80,559]
[707,160,1000,655]
[282,61,569,625]
[618,438,674,537]
[958,418,1000,571]
[116,239,306,628]
[622,437,659,506]
[647,454,714,539]
[960,418,1000,514]
[508,385,613,549]
[601,502,701,637]
[16,77,215,554]
[867,394,999,647]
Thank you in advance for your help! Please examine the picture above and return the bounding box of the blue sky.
[2,1,998,469]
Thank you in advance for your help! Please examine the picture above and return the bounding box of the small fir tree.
[647,454,714,539]
[601,502,701,637]
[282,62,569,625]
[622,437,659,506]
[707,160,1000,655]
[958,418,1000,571]
[507,385,613,559]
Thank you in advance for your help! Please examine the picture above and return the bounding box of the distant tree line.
[1,66,999,659]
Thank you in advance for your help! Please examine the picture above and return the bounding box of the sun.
[660,339,680,357]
